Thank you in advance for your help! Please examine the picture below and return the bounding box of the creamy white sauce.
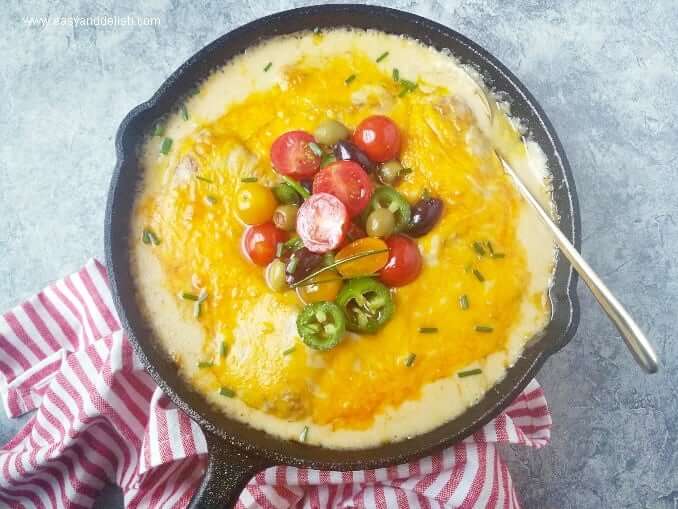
[131,28,556,449]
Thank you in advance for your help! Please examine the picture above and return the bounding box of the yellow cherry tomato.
[296,271,343,304]
[235,182,277,225]
[335,237,389,277]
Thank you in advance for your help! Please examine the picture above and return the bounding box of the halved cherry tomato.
[312,161,374,217]
[352,115,401,163]
[379,234,422,287]
[335,237,389,277]
[296,193,349,253]
[270,131,321,178]
[242,223,287,266]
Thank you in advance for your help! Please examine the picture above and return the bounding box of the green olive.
[266,259,288,292]
[313,119,350,146]
[378,160,403,185]
[273,204,298,231]
[366,208,396,238]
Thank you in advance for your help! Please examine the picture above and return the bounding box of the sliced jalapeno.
[296,301,346,351]
[361,187,411,233]
[336,277,394,333]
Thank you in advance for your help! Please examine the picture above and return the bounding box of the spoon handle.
[497,154,659,373]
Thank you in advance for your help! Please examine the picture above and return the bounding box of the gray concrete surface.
[1,1,676,508]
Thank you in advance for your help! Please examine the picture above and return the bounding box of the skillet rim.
[105,3,580,470]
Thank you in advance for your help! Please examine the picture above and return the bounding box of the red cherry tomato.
[296,193,349,253]
[379,234,422,287]
[312,161,374,217]
[270,131,321,178]
[242,223,287,266]
[352,115,401,163]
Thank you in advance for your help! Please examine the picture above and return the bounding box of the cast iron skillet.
[105,5,580,507]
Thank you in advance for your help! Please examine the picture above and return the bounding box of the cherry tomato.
[379,234,422,287]
[352,115,401,163]
[235,182,277,225]
[296,270,343,304]
[312,161,374,217]
[335,237,389,277]
[296,193,349,253]
[270,131,321,178]
[242,223,287,266]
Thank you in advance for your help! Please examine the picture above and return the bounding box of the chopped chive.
[400,167,413,175]
[475,325,494,333]
[392,68,400,81]
[241,176,258,183]
[205,195,218,204]
[345,74,357,85]
[492,253,506,259]
[472,269,485,282]
[459,294,469,310]
[219,387,236,398]
[286,256,299,274]
[195,175,213,183]
[299,425,309,442]
[284,236,304,252]
[405,353,416,367]
[458,368,483,378]
[263,61,273,72]
[308,142,324,157]
[486,241,495,256]
[142,228,161,246]
[219,342,228,357]
[376,51,389,63]
[398,79,418,97]
[198,361,213,368]
[160,137,173,155]
[275,242,284,258]
[193,301,202,318]
[283,346,296,356]
[180,292,199,301]
[152,123,165,136]
[473,242,486,256]
[180,104,189,121]
[282,176,311,199]
[418,327,438,334]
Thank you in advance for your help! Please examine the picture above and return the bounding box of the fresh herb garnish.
[263,62,272,72]
[283,346,296,356]
[492,253,506,259]
[473,242,486,256]
[180,292,199,301]
[142,228,160,246]
[398,79,418,97]
[458,368,483,378]
[392,68,400,81]
[290,249,388,288]
[160,137,173,155]
[400,167,413,175]
[152,123,165,137]
[308,142,324,157]
[219,342,228,358]
[405,353,416,367]
[205,195,218,205]
[219,387,236,398]
[299,425,309,442]
[193,301,202,318]
[376,51,389,63]
[459,294,469,310]
[418,327,438,334]
[241,176,258,183]
[180,104,189,121]
[472,269,485,282]
[345,74,357,85]
[282,176,311,199]
[195,175,213,183]
[474,325,494,333]
[198,361,213,368]
[486,241,495,256]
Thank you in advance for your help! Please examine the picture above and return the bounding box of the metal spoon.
[496,152,659,373]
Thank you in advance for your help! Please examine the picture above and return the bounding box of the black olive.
[409,197,443,237]
[333,140,376,173]
[285,248,324,285]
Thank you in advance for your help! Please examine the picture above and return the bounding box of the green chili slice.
[361,187,411,233]
[336,277,394,333]
[296,301,346,351]
[282,176,311,199]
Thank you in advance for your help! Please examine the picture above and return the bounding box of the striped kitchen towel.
[0,259,551,508]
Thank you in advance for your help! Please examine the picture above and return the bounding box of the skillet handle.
[189,429,272,509]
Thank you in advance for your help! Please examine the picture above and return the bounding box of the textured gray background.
[1,1,676,508]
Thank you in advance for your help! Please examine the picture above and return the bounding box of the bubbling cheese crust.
[130,28,555,449]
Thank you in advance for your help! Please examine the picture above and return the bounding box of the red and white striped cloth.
[0,259,551,508]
